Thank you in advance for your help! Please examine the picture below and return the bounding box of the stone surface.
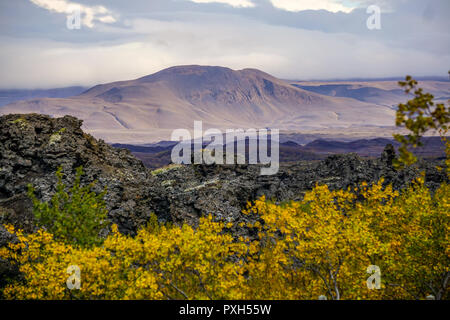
[0,114,447,233]
[0,114,168,234]
[152,152,446,227]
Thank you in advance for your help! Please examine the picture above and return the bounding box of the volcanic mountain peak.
[138,65,278,82]
[0,65,399,143]
[82,65,309,104]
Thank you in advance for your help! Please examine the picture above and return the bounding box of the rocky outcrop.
[152,152,446,227]
[0,114,447,233]
[0,114,168,234]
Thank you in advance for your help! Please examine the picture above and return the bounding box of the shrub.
[394,75,449,168]
[0,216,247,300]
[243,178,449,300]
[27,166,108,247]
[2,178,448,300]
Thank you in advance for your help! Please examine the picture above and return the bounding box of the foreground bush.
[245,178,449,300]
[1,177,448,300]
[28,166,108,247]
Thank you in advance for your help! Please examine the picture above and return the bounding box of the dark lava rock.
[0,114,447,232]
[152,152,447,227]
[0,114,168,235]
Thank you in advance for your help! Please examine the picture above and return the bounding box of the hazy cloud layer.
[188,0,255,8]
[30,0,117,28]
[0,0,448,88]
[269,0,354,13]
[186,0,355,12]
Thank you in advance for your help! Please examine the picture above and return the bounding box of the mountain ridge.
[0,65,436,143]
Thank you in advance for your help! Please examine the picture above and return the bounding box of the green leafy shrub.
[27,166,108,247]
[394,75,450,167]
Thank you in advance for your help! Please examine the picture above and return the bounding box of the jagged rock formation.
[0,113,169,234]
[153,153,446,227]
[0,114,447,232]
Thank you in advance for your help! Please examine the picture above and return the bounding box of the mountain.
[0,66,401,143]
[291,80,450,107]
[291,84,407,106]
[0,86,87,107]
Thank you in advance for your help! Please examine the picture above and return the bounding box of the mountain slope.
[0,65,397,143]
[291,80,450,106]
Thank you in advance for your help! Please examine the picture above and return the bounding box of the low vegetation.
[28,166,108,247]
[1,177,448,300]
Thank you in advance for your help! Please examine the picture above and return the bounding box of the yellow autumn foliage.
[1,178,449,300]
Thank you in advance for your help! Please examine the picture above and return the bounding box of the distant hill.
[291,80,450,107]
[291,84,407,106]
[113,136,446,169]
[2,66,448,144]
[0,65,400,143]
[291,76,449,82]
[0,87,87,107]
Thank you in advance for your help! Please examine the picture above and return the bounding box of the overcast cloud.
[0,0,448,88]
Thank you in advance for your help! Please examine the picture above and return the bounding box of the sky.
[0,0,449,88]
